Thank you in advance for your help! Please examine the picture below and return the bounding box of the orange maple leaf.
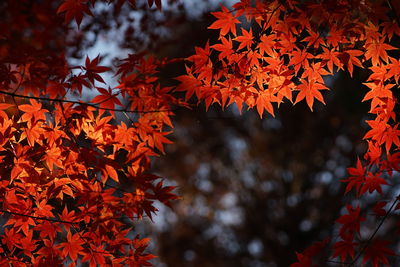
[18,99,48,125]
[341,50,363,77]
[208,6,240,36]
[235,28,253,50]
[211,37,233,60]
[295,80,328,111]
[256,89,277,118]
[365,39,396,66]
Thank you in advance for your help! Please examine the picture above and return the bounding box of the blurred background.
[148,69,369,266]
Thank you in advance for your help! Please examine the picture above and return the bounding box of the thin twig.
[0,90,177,114]
[0,209,79,224]
[350,194,399,266]
[387,0,400,26]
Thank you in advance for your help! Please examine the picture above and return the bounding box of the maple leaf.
[83,56,111,85]
[332,239,357,262]
[359,172,388,195]
[381,124,400,153]
[294,80,328,111]
[2,228,21,251]
[382,21,400,41]
[256,89,276,117]
[22,123,45,146]
[365,140,382,165]
[362,240,395,267]
[369,64,390,81]
[18,99,48,125]
[34,200,54,218]
[302,31,325,48]
[81,245,108,267]
[188,42,211,72]
[302,62,329,83]
[56,232,85,261]
[91,87,122,114]
[385,152,400,174]
[317,47,343,73]
[342,158,365,194]
[150,131,173,154]
[364,120,387,144]
[336,205,365,240]
[69,74,91,94]
[388,58,400,83]
[340,50,363,77]
[373,201,387,217]
[57,0,93,27]
[36,239,63,265]
[35,221,61,242]
[149,180,180,208]
[116,52,145,78]
[5,211,36,236]
[15,230,37,258]
[208,6,240,36]
[46,80,67,98]
[289,252,315,267]
[362,82,394,104]
[289,49,313,74]
[326,25,343,47]
[147,0,162,9]
[101,163,119,183]
[365,39,396,66]
[211,36,233,60]
[235,28,253,50]
[343,158,387,196]
[303,238,330,258]
[258,35,275,56]
[59,206,76,232]
[43,145,63,171]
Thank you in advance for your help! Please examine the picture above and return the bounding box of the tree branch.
[0,209,79,225]
[0,90,177,114]
[350,195,399,266]
[387,0,400,26]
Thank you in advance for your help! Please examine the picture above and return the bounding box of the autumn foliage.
[1,0,400,266]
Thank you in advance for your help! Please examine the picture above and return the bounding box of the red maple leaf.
[373,201,387,217]
[149,180,180,208]
[91,87,122,113]
[57,0,93,27]
[342,158,366,194]
[289,252,315,267]
[56,232,85,261]
[147,0,162,9]
[363,240,395,267]
[359,172,388,195]
[83,55,111,85]
[336,205,365,240]
[332,239,357,262]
